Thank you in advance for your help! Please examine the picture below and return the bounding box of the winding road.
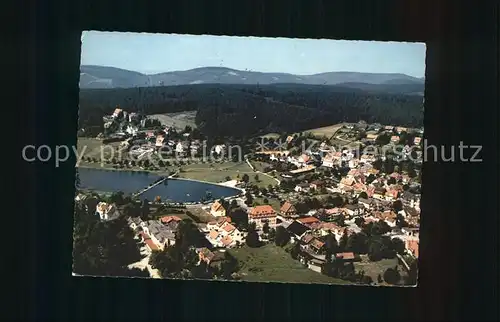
[258,171,281,185]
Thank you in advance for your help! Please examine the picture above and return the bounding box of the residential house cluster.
[127,215,182,252]
[102,107,145,136]
[269,127,421,260]
[321,149,359,168]
[278,182,420,259]
[334,167,409,204]
[289,154,313,168]
[154,133,195,154]
[275,213,360,272]
[99,106,204,159]
[264,150,291,162]
[205,216,246,248]
[294,179,326,193]
[196,247,229,269]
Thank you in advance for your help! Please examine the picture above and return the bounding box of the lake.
[77,167,242,202]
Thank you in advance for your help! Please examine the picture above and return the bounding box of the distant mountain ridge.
[80,65,425,90]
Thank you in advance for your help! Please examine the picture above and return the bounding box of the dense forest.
[78,83,424,138]
[72,199,148,277]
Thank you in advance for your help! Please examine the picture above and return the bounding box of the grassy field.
[229,244,349,284]
[77,137,123,160]
[252,160,274,173]
[178,162,277,188]
[353,255,403,283]
[302,123,345,140]
[329,138,351,148]
[254,197,282,212]
[259,133,281,139]
[76,143,278,188]
[149,111,197,130]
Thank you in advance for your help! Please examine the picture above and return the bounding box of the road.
[245,157,255,171]
[257,170,281,185]
[327,123,346,142]
[396,253,411,272]
[235,197,250,212]
[128,254,161,278]
[334,136,351,144]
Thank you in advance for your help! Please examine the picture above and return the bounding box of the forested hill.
[80,65,424,89]
[78,83,424,138]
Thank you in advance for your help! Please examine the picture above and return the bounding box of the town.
[74,105,421,286]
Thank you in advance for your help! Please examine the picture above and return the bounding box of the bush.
[391,237,406,255]
[245,230,261,248]
[275,226,290,247]
[383,267,401,285]
[360,275,373,285]
[290,243,301,260]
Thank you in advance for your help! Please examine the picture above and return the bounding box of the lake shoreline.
[77,163,171,176]
[78,164,244,192]
[77,165,244,203]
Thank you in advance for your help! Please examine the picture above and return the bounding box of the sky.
[81,31,426,77]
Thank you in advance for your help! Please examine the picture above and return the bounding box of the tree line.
[79,83,423,139]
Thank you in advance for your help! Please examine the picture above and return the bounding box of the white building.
[95,202,117,220]
[294,183,310,193]
[175,142,185,153]
[156,135,165,147]
[322,152,341,168]
[319,142,331,152]
[297,154,311,167]
[348,159,359,168]
[210,201,226,217]
[128,112,138,123]
[75,193,87,202]
[126,125,138,135]
[112,108,123,118]
[120,140,130,149]
[288,156,301,167]
[214,144,225,155]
